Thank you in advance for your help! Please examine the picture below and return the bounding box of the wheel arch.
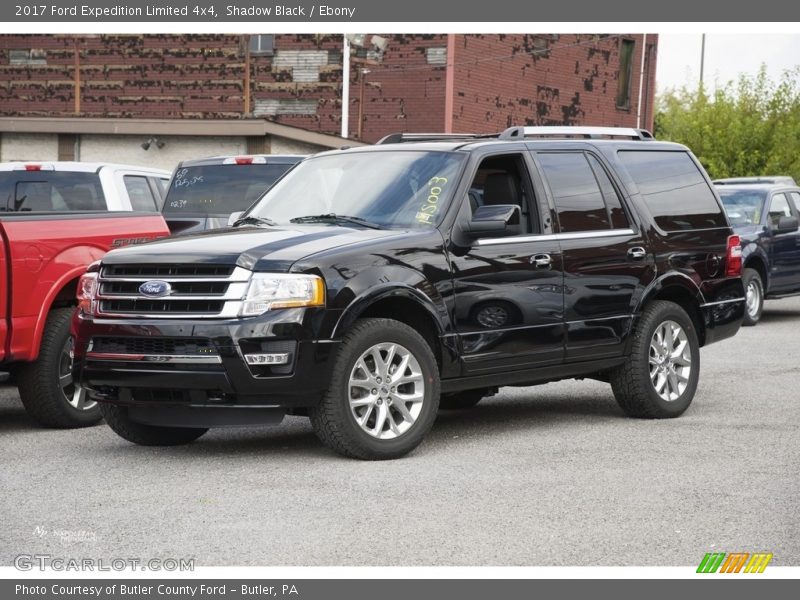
[332,285,449,372]
[635,273,706,346]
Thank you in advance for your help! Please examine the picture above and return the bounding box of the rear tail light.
[725,235,743,277]
[77,272,99,315]
[234,157,253,165]
[24,164,41,171]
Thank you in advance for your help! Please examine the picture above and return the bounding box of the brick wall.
[0,34,657,144]
[450,34,658,133]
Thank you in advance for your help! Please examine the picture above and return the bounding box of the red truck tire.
[17,307,101,428]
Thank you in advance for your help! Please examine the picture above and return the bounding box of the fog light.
[244,353,290,365]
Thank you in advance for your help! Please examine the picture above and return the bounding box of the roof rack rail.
[376,132,492,144]
[498,126,654,141]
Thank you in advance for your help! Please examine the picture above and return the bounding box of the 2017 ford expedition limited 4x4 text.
[72,127,746,460]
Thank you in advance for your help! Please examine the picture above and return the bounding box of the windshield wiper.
[289,213,384,229]
[233,215,277,227]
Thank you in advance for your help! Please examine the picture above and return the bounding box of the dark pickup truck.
[716,182,800,325]
[72,126,745,460]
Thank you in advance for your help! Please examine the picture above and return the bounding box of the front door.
[766,192,800,293]
[449,152,564,375]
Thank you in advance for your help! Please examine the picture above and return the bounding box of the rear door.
[532,149,654,361]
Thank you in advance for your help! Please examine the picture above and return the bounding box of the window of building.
[537,152,611,233]
[616,39,635,109]
[249,35,274,56]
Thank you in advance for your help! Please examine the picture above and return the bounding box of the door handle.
[628,247,647,260]
[530,253,552,268]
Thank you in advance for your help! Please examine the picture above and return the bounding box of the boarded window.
[616,39,635,109]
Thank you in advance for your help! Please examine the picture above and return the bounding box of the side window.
[124,175,158,211]
[467,154,538,234]
[586,154,630,229]
[15,181,54,211]
[789,192,800,215]
[617,150,727,231]
[537,152,610,233]
[768,193,792,226]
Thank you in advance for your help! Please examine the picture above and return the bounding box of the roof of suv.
[714,176,797,186]
[714,183,800,193]
[314,126,687,157]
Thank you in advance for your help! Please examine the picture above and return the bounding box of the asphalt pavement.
[1,298,798,567]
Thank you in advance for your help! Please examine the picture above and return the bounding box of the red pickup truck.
[1,212,169,427]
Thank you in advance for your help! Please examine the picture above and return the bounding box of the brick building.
[0,34,657,169]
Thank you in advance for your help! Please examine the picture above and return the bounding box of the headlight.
[76,272,99,315]
[241,273,325,316]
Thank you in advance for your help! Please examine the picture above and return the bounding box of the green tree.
[655,66,800,182]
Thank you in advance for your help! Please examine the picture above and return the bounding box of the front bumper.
[72,308,341,416]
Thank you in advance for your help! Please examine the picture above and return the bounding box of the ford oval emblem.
[138,280,172,297]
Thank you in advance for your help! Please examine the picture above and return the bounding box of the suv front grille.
[91,337,217,355]
[103,265,234,278]
[96,264,251,319]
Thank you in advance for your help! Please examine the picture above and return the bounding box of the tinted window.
[717,189,767,226]
[10,172,104,212]
[468,154,538,234]
[618,150,727,231]
[123,175,158,211]
[587,154,630,229]
[164,164,293,215]
[538,152,610,232]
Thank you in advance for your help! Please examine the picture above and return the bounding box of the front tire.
[610,301,700,419]
[742,268,764,326]
[17,307,101,428]
[309,318,440,460]
[100,404,207,446]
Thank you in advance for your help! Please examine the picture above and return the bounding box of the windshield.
[717,189,767,226]
[244,150,465,229]
[164,164,295,215]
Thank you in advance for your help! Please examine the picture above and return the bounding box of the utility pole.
[699,34,706,89]
[341,35,350,139]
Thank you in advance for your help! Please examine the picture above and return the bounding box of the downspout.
[635,34,647,129]
[444,34,456,133]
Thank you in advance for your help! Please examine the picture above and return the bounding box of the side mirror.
[773,215,799,234]
[227,211,244,227]
[464,205,521,238]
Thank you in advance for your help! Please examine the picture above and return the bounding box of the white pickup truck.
[0,161,171,212]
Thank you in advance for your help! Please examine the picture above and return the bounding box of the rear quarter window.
[617,150,727,231]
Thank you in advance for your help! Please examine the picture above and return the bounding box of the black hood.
[102,224,409,272]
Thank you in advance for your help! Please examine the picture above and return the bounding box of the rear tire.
[742,268,764,326]
[17,307,101,428]
[100,404,207,446]
[610,301,700,419]
[309,318,440,460]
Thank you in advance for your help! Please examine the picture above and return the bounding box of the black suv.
[716,181,800,325]
[73,126,746,460]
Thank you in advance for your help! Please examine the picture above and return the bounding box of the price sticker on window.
[415,176,448,225]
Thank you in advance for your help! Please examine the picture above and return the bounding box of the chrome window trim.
[476,228,637,246]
